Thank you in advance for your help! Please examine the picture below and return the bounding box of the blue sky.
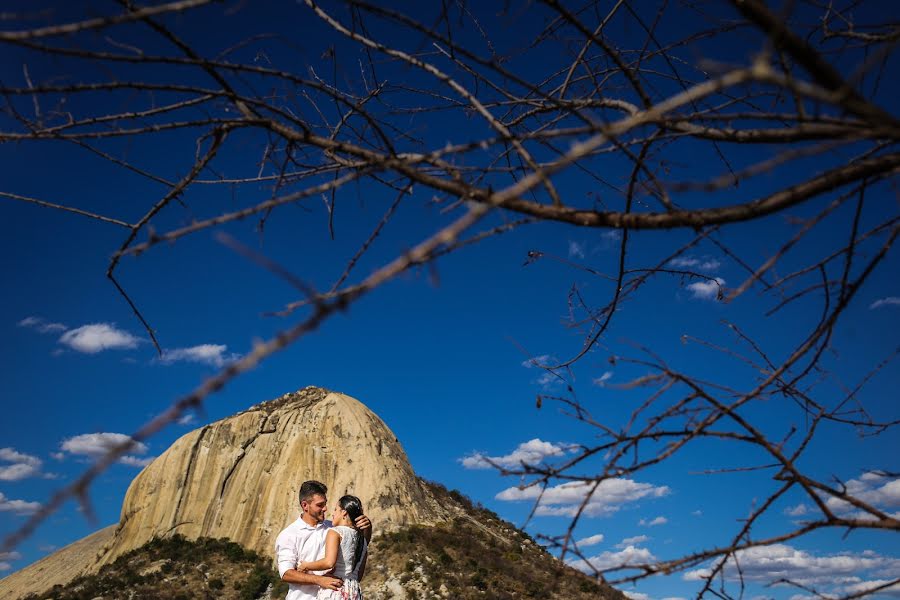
[1,1,899,598]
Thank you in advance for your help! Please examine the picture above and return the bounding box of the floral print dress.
[316,525,367,600]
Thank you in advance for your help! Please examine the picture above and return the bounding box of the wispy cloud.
[520,355,566,389]
[686,278,725,301]
[568,240,586,259]
[59,432,154,468]
[639,516,668,527]
[784,503,809,517]
[521,354,553,369]
[575,533,605,548]
[0,492,41,516]
[160,344,240,367]
[617,535,649,548]
[0,447,44,481]
[593,371,613,386]
[0,551,21,572]
[496,478,669,517]
[602,230,622,242]
[462,438,577,470]
[17,316,68,334]
[118,455,155,467]
[177,414,197,426]
[669,256,721,272]
[870,296,900,310]
[58,323,141,354]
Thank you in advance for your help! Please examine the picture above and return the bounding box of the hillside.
[363,481,621,600]
[16,484,623,600]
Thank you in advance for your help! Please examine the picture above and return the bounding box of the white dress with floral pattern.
[316,525,367,600]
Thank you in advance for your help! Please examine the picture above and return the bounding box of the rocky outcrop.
[102,387,448,563]
[0,387,450,598]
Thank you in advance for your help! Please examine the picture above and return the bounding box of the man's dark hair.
[298,480,328,505]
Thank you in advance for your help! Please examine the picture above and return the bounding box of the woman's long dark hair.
[339,495,366,573]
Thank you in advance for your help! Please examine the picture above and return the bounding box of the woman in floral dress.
[297,495,368,600]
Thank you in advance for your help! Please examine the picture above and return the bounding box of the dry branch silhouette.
[1,0,897,596]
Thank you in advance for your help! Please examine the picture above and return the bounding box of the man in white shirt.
[275,480,372,600]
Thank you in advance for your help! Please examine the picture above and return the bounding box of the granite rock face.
[101,387,447,563]
[0,387,450,598]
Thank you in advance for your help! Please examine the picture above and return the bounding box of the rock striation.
[0,387,450,598]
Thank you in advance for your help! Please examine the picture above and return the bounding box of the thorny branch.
[1,0,897,596]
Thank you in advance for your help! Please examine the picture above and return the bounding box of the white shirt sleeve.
[275,530,298,578]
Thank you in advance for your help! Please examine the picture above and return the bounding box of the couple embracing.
[276,480,373,600]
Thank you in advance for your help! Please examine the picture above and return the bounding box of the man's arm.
[354,514,373,543]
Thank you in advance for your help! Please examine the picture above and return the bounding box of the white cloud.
[118,455,155,467]
[686,277,725,300]
[576,533,605,548]
[683,544,900,587]
[0,550,21,571]
[669,256,721,272]
[569,545,657,573]
[534,370,565,389]
[593,371,613,386]
[159,344,240,367]
[691,509,702,517]
[58,323,140,353]
[0,447,43,481]
[496,478,669,517]
[521,354,552,368]
[18,316,68,334]
[462,438,576,470]
[870,297,900,309]
[623,592,651,600]
[568,240,586,259]
[842,579,900,596]
[784,503,809,517]
[60,432,152,468]
[617,535,649,548]
[177,414,197,426]
[0,492,41,516]
[826,472,900,515]
[639,516,667,527]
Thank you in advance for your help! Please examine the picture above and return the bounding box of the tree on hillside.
[2,1,897,596]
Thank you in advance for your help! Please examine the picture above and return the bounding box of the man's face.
[302,493,328,523]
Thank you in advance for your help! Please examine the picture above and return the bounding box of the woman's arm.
[280,569,342,591]
[299,529,341,572]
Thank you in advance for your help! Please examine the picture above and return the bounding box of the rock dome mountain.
[0,387,625,600]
